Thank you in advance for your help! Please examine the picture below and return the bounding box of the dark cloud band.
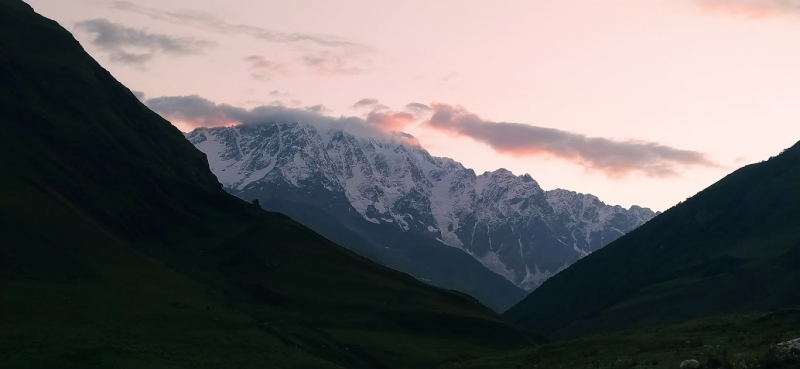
[104,1,369,74]
[144,95,400,138]
[74,19,213,66]
[353,98,380,108]
[105,1,369,50]
[426,103,720,178]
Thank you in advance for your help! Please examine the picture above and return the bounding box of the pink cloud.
[425,103,721,178]
[144,94,418,141]
[366,111,416,132]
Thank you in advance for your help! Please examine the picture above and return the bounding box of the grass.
[444,309,800,369]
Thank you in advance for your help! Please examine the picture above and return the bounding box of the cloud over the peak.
[146,95,324,127]
[366,111,416,132]
[144,95,406,139]
[74,19,214,66]
[349,98,416,130]
[426,104,720,178]
[694,0,800,17]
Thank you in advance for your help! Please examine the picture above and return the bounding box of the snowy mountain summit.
[188,122,657,290]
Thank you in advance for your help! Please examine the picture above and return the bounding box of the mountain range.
[187,123,656,310]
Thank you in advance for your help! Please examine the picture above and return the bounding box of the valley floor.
[444,309,800,369]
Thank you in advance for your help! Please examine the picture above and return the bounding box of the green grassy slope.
[446,309,800,369]
[0,1,526,367]
[504,141,800,338]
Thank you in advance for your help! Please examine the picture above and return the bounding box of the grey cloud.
[353,98,380,108]
[303,104,332,114]
[105,1,370,51]
[245,55,285,70]
[145,95,238,127]
[250,74,270,83]
[405,102,431,112]
[404,102,432,118]
[104,1,370,75]
[110,51,152,65]
[695,0,800,16]
[74,19,214,66]
[131,90,146,100]
[244,55,290,82]
[426,104,720,178]
[269,90,291,98]
[144,95,392,138]
[352,98,390,111]
[302,51,362,76]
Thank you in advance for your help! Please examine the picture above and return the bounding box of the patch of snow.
[573,244,590,258]
[476,251,516,282]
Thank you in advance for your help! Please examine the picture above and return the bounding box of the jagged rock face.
[188,123,657,290]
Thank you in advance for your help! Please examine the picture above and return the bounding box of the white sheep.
[679,359,700,369]
[777,338,800,352]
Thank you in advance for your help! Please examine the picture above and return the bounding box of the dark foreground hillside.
[505,140,800,338]
[0,1,526,367]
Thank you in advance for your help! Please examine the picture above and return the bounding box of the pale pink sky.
[27,0,800,211]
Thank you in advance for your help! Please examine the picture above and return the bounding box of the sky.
[26,0,800,211]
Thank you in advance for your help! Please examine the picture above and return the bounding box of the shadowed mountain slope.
[185,123,655,311]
